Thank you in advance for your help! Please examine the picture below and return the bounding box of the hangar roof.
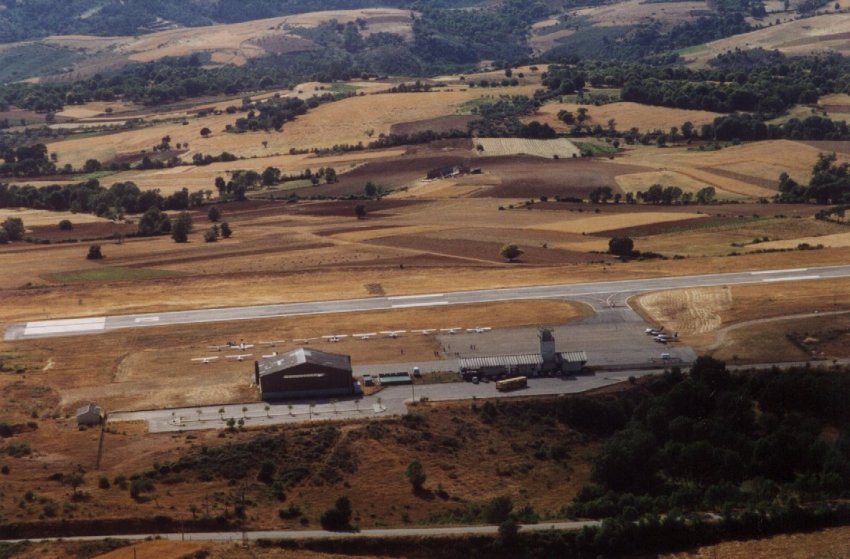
[257,348,351,378]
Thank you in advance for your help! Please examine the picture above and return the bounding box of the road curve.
[1,520,600,544]
[6,264,850,340]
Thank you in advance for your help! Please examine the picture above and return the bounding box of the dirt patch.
[529,212,707,235]
[635,286,734,335]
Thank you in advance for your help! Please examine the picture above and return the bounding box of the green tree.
[320,496,353,531]
[325,168,338,183]
[258,460,276,483]
[208,206,221,222]
[220,222,232,238]
[406,460,426,491]
[500,244,523,262]
[138,206,170,236]
[2,217,24,241]
[83,158,102,173]
[172,211,193,243]
[608,237,634,257]
[355,204,367,219]
[364,181,378,197]
[204,227,218,243]
[86,244,104,260]
[200,127,211,138]
[58,219,73,231]
[484,495,513,523]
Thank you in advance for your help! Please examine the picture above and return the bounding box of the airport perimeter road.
[6,264,850,340]
[1,520,601,544]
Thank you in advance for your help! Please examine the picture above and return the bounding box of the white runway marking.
[391,301,449,309]
[24,317,106,335]
[762,275,821,283]
[389,294,445,300]
[134,317,160,323]
[751,268,808,275]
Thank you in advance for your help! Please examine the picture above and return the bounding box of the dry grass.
[749,231,850,250]
[684,12,850,66]
[575,0,708,28]
[528,212,707,234]
[48,85,537,167]
[637,286,734,335]
[534,102,721,132]
[0,208,113,227]
[662,525,850,559]
[615,170,746,200]
[474,137,581,158]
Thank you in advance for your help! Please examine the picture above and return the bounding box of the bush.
[58,219,73,231]
[406,460,426,491]
[2,217,24,241]
[220,222,232,238]
[98,476,110,489]
[484,495,513,523]
[86,244,104,260]
[204,227,218,243]
[320,496,353,531]
[208,206,221,222]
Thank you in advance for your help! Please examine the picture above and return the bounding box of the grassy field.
[534,101,722,133]
[475,137,581,158]
[47,266,185,283]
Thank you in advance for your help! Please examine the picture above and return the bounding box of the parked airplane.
[412,329,437,335]
[467,326,492,334]
[226,354,254,361]
[645,327,665,335]
[380,330,406,338]
[258,340,286,347]
[191,356,220,364]
[440,328,462,334]
[293,338,317,344]
[354,333,377,340]
[322,335,348,343]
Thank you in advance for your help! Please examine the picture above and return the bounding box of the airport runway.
[6,264,850,340]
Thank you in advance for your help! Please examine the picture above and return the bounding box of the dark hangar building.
[254,348,357,399]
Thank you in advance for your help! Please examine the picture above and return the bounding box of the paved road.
[1,520,600,544]
[6,265,849,340]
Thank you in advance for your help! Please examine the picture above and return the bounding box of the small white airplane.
[655,333,678,342]
[262,352,278,359]
[440,328,462,335]
[467,326,492,334]
[226,354,254,361]
[322,335,348,343]
[645,327,665,335]
[258,340,286,347]
[236,342,254,350]
[293,337,317,344]
[191,356,220,364]
[354,332,377,340]
[380,330,406,339]
[412,329,437,335]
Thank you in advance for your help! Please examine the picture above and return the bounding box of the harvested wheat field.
[475,137,581,158]
[615,170,745,199]
[47,85,539,167]
[662,525,850,559]
[529,211,707,234]
[534,101,722,132]
[0,208,115,227]
[747,230,850,250]
[684,12,850,66]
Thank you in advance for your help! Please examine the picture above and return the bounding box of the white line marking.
[391,301,449,309]
[388,294,445,301]
[24,317,106,335]
[751,268,808,275]
[135,317,160,323]
[762,275,820,283]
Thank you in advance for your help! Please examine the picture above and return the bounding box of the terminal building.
[254,348,358,400]
[459,330,587,380]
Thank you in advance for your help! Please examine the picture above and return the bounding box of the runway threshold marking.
[391,301,449,309]
[750,268,808,275]
[389,294,445,300]
[23,317,106,335]
[762,275,821,283]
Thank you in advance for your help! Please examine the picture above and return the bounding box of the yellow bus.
[496,376,527,391]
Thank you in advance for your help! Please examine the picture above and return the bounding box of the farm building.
[76,403,103,426]
[254,348,358,400]
[459,330,586,379]
[426,164,469,180]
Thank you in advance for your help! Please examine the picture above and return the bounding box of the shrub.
[98,476,110,489]
[406,460,426,491]
[86,244,104,260]
[320,496,353,531]
[484,495,513,523]
[58,219,73,231]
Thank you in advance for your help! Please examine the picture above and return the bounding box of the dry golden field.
[46,85,539,168]
[534,101,722,132]
[662,525,850,559]
[474,137,581,158]
[684,12,850,66]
